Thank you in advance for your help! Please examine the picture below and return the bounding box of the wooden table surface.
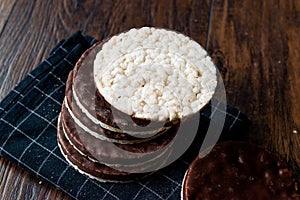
[0,0,299,199]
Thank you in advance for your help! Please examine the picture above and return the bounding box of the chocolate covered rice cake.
[57,116,149,182]
[182,142,299,199]
[61,98,176,167]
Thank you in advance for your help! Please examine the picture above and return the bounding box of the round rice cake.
[182,141,299,199]
[94,27,217,122]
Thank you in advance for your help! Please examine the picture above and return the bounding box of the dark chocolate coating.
[57,119,147,182]
[183,142,299,200]
[61,100,177,166]
[72,41,176,133]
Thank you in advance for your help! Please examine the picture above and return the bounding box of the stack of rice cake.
[57,27,217,182]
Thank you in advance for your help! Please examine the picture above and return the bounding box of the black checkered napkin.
[0,32,249,200]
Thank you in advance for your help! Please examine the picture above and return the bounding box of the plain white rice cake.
[94,27,217,122]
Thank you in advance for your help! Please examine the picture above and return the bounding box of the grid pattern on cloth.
[0,32,249,200]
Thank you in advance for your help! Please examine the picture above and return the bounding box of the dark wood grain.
[208,0,300,177]
[1,0,300,199]
[0,0,211,100]
[0,0,17,32]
